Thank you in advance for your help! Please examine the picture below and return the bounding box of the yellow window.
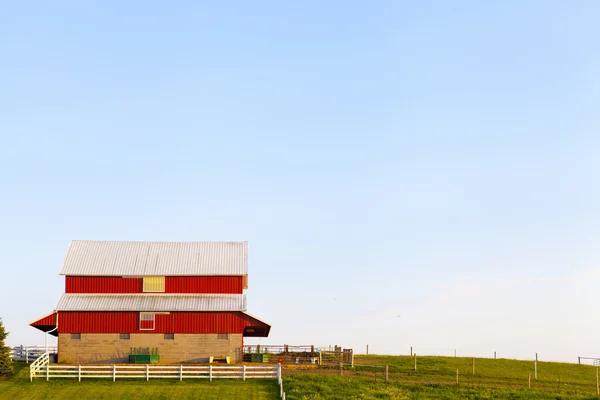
[143,276,165,292]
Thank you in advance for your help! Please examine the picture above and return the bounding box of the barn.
[30,240,271,364]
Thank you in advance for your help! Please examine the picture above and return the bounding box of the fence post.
[414,354,417,371]
[578,357,581,365]
[534,353,538,380]
[596,367,599,396]
[25,349,28,363]
[410,346,413,356]
[319,350,322,366]
[180,365,183,381]
[277,364,282,384]
[456,368,458,384]
[209,365,213,382]
[112,365,116,382]
[366,344,369,355]
[472,358,475,376]
[46,363,49,381]
[494,351,496,359]
[146,364,149,381]
[339,361,343,376]
[243,365,246,381]
[528,373,531,389]
[78,365,81,382]
[385,365,389,382]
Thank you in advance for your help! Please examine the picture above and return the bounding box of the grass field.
[5,356,600,399]
[0,362,280,400]
[283,355,600,399]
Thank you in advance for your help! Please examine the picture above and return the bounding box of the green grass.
[0,362,279,400]
[6,356,600,399]
[283,355,600,399]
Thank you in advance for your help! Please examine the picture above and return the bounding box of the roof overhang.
[241,312,271,337]
[30,312,58,336]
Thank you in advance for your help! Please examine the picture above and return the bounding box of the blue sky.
[1,1,599,362]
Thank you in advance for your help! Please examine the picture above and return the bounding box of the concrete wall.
[57,333,243,364]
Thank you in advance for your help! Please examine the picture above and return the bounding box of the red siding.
[165,277,243,294]
[31,313,57,327]
[58,312,264,334]
[65,276,243,294]
[66,277,141,293]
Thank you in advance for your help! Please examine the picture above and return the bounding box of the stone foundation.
[58,333,243,364]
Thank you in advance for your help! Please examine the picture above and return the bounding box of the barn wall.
[165,276,243,293]
[66,277,141,293]
[58,311,260,334]
[58,333,243,364]
[65,276,243,294]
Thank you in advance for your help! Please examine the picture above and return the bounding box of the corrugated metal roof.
[242,312,271,327]
[59,241,248,276]
[55,293,247,312]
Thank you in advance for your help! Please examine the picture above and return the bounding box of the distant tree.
[0,318,13,376]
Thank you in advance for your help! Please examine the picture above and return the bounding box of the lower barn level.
[58,333,243,364]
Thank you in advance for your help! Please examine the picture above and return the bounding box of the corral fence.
[10,345,57,363]
[244,344,353,367]
[319,347,354,367]
[318,355,600,397]
[578,357,600,366]
[244,344,328,354]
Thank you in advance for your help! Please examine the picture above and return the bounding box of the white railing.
[29,352,50,382]
[244,344,329,354]
[277,365,286,400]
[30,363,282,382]
[10,345,57,363]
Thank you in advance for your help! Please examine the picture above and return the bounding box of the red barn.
[30,240,270,364]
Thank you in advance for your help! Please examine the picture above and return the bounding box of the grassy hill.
[5,355,600,399]
[0,362,279,400]
[282,355,600,399]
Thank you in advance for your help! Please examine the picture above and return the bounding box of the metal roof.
[55,293,247,312]
[59,240,248,276]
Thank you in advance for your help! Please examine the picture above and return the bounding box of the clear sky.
[1,1,599,362]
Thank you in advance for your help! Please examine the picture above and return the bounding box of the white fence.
[29,352,49,381]
[31,362,281,382]
[244,344,329,354]
[10,345,57,362]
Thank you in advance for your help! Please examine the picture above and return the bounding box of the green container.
[250,354,269,363]
[128,354,160,364]
[129,347,160,364]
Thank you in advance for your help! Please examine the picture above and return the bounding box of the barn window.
[217,334,228,340]
[120,333,130,340]
[139,312,155,330]
[143,276,165,292]
[164,333,174,340]
[71,333,81,340]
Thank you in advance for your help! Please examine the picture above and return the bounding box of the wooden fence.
[31,363,281,382]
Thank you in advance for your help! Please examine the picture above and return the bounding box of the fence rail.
[10,345,57,363]
[244,344,330,354]
[31,363,281,382]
